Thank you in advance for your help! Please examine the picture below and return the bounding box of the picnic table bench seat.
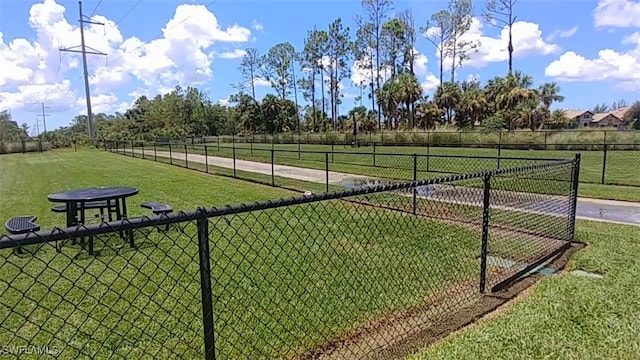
[5,215,40,234]
[141,202,173,232]
[5,216,40,255]
[51,201,114,213]
[140,202,173,215]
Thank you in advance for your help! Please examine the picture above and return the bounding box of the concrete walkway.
[133,149,368,185]
[129,149,640,226]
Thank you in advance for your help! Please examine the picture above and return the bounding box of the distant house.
[562,108,629,128]
[563,110,593,128]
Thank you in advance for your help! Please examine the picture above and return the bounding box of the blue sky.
[1,0,639,133]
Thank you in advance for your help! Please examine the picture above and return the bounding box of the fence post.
[331,141,334,163]
[373,142,377,167]
[141,142,145,159]
[232,145,237,178]
[298,139,301,160]
[74,140,77,152]
[569,154,581,241]
[205,145,209,173]
[195,207,217,360]
[479,172,491,294]
[497,140,502,169]
[601,144,607,184]
[325,152,329,193]
[426,143,430,172]
[131,140,134,157]
[413,154,417,215]
[153,142,157,162]
[271,149,275,186]
[544,131,548,150]
[169,143,173,165]
[184,144,189,168]
[250,139,253,154]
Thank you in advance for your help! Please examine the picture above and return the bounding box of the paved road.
[128,149,640,226]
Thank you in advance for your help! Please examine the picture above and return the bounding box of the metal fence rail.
[194,129,640,148]
[104,138,634,188]
[0,156,579,359]
[104,141,572,194]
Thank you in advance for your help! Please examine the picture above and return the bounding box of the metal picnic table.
[48,187,139,254]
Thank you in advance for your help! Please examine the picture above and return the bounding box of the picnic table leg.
[121,199,135,249]
[114,199,125,241]
[79,202,91,254]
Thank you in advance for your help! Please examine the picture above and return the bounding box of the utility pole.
[39,102,50,134]
[35,116,40,137]
[59,1,106,144]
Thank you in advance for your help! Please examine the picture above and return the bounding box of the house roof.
[591,113,610,122]
[562,109,592,119]
[611,107,629,120]
[591,108,629,122]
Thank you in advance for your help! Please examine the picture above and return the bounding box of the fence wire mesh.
[109,138,637,187]
[1,154,578,359]
[0,217,206,359]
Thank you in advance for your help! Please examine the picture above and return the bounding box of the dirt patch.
[295,242,583,360]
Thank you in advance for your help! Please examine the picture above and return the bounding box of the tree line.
[13,0,640,144]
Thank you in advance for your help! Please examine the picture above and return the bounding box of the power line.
[60,1,107,144]
[114,0,142,26]
[88,0,103,18]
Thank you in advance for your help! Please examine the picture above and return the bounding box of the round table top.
[48,187,139,202]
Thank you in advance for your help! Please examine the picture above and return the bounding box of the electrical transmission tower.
[59,1,106,144]
[37,102,50,135]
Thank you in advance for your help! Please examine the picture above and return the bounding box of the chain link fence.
[1,155,579,359]
[158,136,638,187]
[105,141,570,194]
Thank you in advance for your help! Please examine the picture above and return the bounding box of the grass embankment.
[409,220,640,359]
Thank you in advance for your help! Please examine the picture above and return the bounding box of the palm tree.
[538,82,565,129]
[415,100,442,129]
[435,82,462,124]
[459,86,490,128]
[395,73,423,128]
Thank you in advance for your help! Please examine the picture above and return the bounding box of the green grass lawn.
[141,141,640,202]
[0,150,492,359]
[408,220,640,360]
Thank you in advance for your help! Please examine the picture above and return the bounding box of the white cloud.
[253,77,270,86]
[451,18,561,69]
[76,93,119,114]
[0,79,76,112]
[421,74,440,93]
[350,48,391,87]
[217,98,230,106]
[350,47,439,94]
[545,31,640,90]
[251,20,263,31]
[593,0,640,28]
[218,49,247,59]
[545,26,579,42]
[465,73,481,83]
[0,0,252,113]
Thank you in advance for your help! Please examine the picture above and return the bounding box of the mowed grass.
[0,150,485,359]
[408,220,640,360]
[143,141,640,202]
